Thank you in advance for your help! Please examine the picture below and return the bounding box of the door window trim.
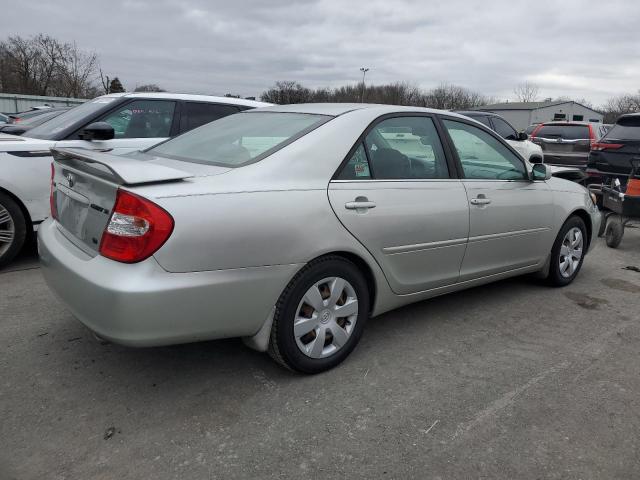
[331,112,460,182]
[436,114,530,182]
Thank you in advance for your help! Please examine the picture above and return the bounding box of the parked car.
[0,92,271,267]
[0,107,70,135]
[454,111,543,163]
[0,113,9,125]
[39,104,601,373]
[529,121,606,168]
[6,106,62,124]
[587,114,640,183]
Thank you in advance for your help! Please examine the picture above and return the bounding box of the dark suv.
[529,122,605,168]
[587,113,640,183]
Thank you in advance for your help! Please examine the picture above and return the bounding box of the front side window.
[352,116,449,179]
[149,111,330,167]
[443,119,527,180]
[492,117,518,140]
[99,100,176,139]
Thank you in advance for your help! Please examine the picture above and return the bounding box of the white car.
[0,92,271,266]
[454,111,543,163]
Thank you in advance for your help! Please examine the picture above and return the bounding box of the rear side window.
[606,116,640,140]
[181,102,240,132]
[149,111,330,167]
[337,116,449,180]
[534,124,590,140]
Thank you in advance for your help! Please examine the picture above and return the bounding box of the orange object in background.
[627,178,640,196]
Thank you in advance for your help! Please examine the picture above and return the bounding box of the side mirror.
[518,132,528,141]
[531,163,552,181]
[79,122,114,141]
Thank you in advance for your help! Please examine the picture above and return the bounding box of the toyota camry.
[39,104,601,373]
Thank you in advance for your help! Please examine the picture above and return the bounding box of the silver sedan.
[39,104,601,373]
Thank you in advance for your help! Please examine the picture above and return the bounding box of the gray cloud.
[2,0,639,104]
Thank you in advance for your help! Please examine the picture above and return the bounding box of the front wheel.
[0,192,27,269]
[268,256,370,374]
[547,216,587,286]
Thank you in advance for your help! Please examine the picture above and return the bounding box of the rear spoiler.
[51,147,193,186]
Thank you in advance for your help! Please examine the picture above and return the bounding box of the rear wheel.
[0,192,27,269]
[547,216,587,286]
[268,256,369,374]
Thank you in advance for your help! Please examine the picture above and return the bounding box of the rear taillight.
[99,189,174,263]
[591,142,624,151]
[49,163,58,220]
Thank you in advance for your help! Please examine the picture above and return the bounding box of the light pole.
[359,67,369,102]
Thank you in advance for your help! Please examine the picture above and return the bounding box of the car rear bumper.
[38,218,301,347]
[543,153,588,168]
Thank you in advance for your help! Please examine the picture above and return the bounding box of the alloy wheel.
[0,203,15,257]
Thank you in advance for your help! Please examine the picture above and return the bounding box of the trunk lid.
[51,147,204,255]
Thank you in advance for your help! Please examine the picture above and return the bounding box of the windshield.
[27,97,119,139]
[148,111,331,167]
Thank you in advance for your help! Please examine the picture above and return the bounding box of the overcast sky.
[2,0,639,105]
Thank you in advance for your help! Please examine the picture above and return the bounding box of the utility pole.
[360,67,369,102]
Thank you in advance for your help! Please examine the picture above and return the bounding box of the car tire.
[605,218,623,249]
[0,192,27,269]
[547,216,587,287]
[268,255,370,374]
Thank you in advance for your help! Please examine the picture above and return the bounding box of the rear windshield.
[148,111,331,167]
[606,117,640,140]
[534,124,590,140]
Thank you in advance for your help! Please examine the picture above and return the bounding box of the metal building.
[0,93,87,114]
[474,100,604,131]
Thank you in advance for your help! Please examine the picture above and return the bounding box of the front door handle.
[470,196,491,206]
[345,196,376,211]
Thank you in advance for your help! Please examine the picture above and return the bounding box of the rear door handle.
[470,197,491,206]
[345,201,376,210]
[345,197,376,210]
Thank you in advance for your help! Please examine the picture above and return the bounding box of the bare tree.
[261,80,493,109]
[134,83,165,92]
[513,82,540,103]
[0,34,99,98]
[601,91,640,123]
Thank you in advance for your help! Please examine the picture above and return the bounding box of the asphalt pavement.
[1,230,639,479]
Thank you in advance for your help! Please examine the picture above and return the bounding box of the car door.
[328,115,469,295]
[54,99,177,154]
[441,117,554,281]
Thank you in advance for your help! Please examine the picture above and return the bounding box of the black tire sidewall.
[274,258,369,374]
[548,216,587,286]
[0,192,27,268]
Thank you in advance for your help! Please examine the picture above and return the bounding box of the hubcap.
[0,203,15,257]
[559,227,583,278]
[294,277,359,359]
